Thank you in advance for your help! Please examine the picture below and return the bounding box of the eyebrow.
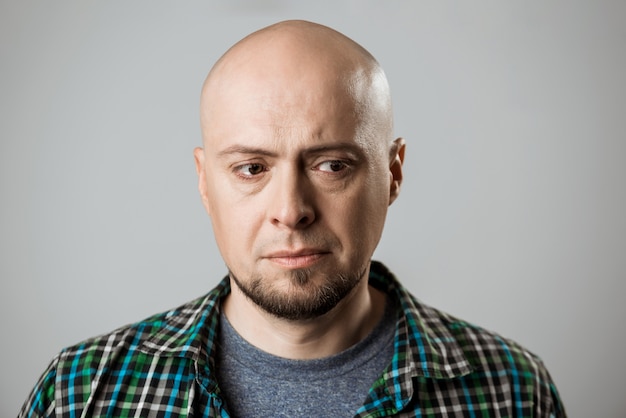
[216,142,363,158]
[216,145,278,158]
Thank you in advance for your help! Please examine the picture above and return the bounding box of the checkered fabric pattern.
[19,261,565,417]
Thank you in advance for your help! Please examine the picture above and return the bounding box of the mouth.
[264,249,331,269]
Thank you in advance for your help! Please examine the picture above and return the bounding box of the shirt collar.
[137,277,230,366]
[368,261,474,410]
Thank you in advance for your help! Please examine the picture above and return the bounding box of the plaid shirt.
[19,261,565,417]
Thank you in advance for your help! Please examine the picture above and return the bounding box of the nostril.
[269,176,316,228]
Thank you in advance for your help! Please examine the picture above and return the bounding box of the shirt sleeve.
[549,380,568,417]
[17,355,59,418]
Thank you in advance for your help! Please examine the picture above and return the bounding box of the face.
[195,61,403,321]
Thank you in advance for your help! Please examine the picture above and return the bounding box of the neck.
[222,274,386,360]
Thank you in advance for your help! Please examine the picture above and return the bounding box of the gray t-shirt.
[215,295,396,417]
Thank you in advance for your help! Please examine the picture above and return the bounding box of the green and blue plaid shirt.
[19,261,565,417]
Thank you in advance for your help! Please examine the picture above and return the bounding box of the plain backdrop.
[2,2,625,417]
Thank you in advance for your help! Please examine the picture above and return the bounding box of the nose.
[268,167,315,230]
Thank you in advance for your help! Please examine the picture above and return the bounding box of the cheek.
[326,178,389,242]
[358,175,391,235]
[206,184,259,257]
[209,207,261,272]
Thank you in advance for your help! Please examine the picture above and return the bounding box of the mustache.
[256,233,339,253]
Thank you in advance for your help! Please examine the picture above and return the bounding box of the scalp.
[200,20,394,149]
[205,20,379,87]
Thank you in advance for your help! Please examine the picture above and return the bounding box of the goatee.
[229,266,367,321]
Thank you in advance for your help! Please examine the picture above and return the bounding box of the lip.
[264,249,330,268]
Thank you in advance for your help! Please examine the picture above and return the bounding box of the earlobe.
[193,147,212,215]
[388,137,406,205]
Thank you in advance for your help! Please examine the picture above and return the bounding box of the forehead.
[204,70,368,150]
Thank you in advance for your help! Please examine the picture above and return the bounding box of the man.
[19,20,565,417]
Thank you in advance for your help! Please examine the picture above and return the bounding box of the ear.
[388,137,405,205]
[193,147,211,216]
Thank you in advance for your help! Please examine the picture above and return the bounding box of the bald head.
[200,20,393,150]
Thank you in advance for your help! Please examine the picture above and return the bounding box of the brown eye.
[247,164,264,175]
[318,160,347,172]
[236,163,266,177]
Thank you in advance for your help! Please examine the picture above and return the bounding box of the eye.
[235,163,267,177]
[317,160,348,173]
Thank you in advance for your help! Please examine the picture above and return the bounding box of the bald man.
[19,21,565,417]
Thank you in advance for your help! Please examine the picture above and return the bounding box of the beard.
[229,265,368,321]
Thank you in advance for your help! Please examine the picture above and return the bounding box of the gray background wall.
[2,2,625,417]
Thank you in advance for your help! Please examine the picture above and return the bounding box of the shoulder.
[56,289,213,365]
[427,302,555,387]
[418,302,566,416]
[18,280,229,417]
[371,261,555,379]
[368,261,566,416]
